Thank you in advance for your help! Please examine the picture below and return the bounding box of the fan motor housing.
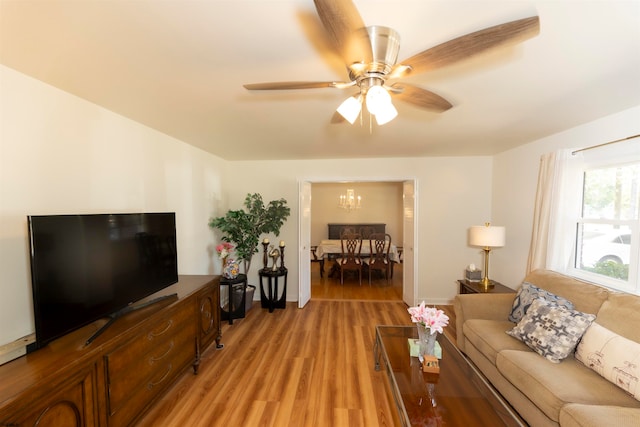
[348,25,400,79]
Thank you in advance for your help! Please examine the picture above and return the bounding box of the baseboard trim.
[0,333,35,365]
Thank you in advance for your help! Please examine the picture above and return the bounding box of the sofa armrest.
[454,293,515,351]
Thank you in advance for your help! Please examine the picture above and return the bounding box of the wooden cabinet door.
[199,289,216,350]
[196,281,221,355]
[1,366,98,427]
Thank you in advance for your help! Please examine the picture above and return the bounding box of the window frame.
[564,151,640,294]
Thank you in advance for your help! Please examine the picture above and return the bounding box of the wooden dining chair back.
[368,233,391,285]
[337,232,363,285]
[310,245,324,278]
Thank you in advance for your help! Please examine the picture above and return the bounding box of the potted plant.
[209,193,290,276]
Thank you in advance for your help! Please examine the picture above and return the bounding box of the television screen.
[28,213,178,350]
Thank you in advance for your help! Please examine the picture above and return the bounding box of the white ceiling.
[1,0,639,161]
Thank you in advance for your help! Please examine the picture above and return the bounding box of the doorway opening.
[298,179,417,307]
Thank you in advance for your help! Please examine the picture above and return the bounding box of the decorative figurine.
[269,245,280,271]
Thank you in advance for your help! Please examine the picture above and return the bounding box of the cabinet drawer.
[107,339,195,426]
[106,304,192,374]
[107,327,194,409]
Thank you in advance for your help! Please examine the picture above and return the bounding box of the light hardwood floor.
[311,260,404,301]
[137,263,455,426]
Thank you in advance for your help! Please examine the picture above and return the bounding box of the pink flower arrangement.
[215,242,234,259]
[407,301,449,335]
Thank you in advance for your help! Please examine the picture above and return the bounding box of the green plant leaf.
[208,193,291,275]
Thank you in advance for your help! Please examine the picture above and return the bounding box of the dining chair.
[336,232,363,285]
[310,245,324,278]
[368,233,391,285]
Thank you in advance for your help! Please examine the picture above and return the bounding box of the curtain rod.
[572,133,640,155]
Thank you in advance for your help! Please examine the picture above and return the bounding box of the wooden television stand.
[0,275,221,427]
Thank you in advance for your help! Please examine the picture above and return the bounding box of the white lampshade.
[336,96,362,124]
[374,101,398,125]
[365,85,390,115]
[469,224,506,248]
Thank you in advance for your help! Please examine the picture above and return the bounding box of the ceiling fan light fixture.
[365,85,390,115]
[374,101,398,125]
[244,2,541,129]
[336,96,362,124]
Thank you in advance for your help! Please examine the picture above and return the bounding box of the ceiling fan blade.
[313,0,373,65]
[391,16,540,77]
[390,83,453,112]
[244,81,345,90]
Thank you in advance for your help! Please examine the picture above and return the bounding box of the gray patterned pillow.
[506,298,596,363]
[508,281,575,323]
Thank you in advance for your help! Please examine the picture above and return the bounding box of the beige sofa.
[454,269,640,427]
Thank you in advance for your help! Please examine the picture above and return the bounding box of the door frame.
[298,177,418,307]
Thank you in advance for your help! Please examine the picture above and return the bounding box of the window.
[568,149,640,293]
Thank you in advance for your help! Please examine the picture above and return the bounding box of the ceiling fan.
[244,0,540,126]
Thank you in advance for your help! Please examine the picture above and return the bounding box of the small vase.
[416,323,438,357]
[222,258,240,279]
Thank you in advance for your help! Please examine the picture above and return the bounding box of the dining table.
[315,239,400,278]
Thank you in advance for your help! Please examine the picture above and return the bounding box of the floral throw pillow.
[576,322,640,401]
[506,298,596,363]
[508,281,575,323]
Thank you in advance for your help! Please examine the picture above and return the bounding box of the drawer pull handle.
[147,363,172,390]
[148,319,173,340]
[149,341,174,364]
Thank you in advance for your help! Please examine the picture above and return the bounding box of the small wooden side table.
[457,279,515,294]
[259,268,288,313]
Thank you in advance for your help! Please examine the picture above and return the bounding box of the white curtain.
[527,149,583,273]
[527,152,554,273]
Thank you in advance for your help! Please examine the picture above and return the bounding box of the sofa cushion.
[522,269,609,315]
[594,292,640,342]
[559,403,640,427]
[576,322,640,401]
[506,298,595,363]
[509,281,575,323]
[463,319,530,364]
[497,350,640,422]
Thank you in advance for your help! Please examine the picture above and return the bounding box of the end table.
[259,268,288,313]
[457,279,515,294]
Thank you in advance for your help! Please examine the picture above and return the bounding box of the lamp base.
[479,277,495,291]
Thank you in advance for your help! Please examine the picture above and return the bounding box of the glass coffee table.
[374,326,525,427]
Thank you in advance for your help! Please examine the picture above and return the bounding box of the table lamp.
[468,223,506,290]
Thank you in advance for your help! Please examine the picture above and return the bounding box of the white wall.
[0,66,228,347]
[310,182,403,244]
[492,105,640,288]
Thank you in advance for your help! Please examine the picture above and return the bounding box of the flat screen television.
[27,212,178,351]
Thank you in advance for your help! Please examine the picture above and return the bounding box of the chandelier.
[338,189,362,211]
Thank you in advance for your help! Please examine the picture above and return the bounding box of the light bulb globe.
[365,86,390,115]
[336,96,362,124]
